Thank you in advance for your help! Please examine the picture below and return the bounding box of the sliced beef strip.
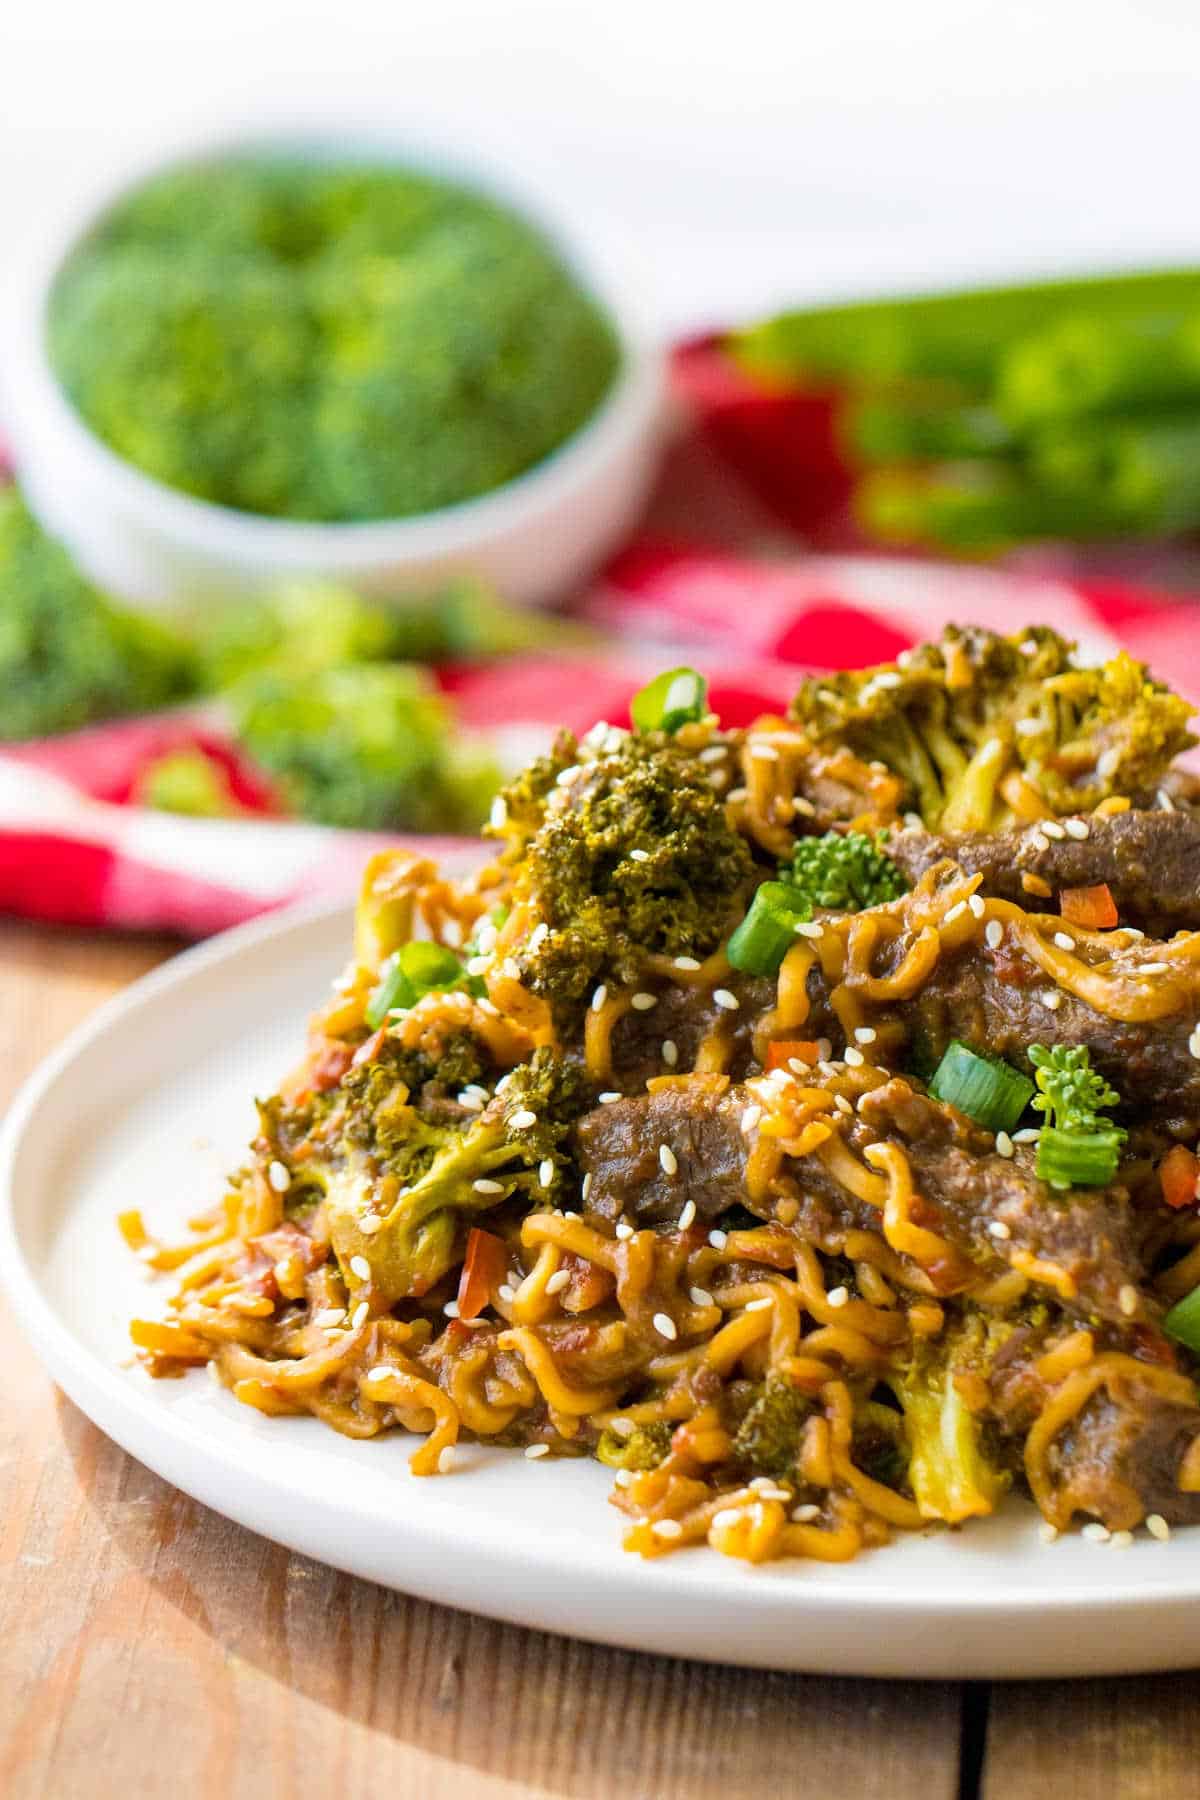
[987,1328,1200,1527]
[572,1082,752,1224]
[604,973,775,1093]
[896,941,1200,1133]
[572,1072,1145,1321]
[854,1080,1147,1324]
[886,809,1200,936]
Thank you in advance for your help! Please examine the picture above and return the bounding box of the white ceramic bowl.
[0,134,668,611]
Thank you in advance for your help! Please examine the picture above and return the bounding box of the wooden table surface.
[1,920,1198,1799]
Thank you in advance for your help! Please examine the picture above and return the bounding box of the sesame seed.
[473,1178,505,1194]
[611,1468,634,1490]
[349,1255,371,1281]
[713,988,739,1011]
[1097,747,1121,779]
[498,1284,515,1302]
[699,744,729,764]
[267,1160,290,1193]
[489,795,508,830]
[1146,1513,1171,1541]
[1158,788,1177,812]
[678,1199,696,1230]
[528,922,550,952]
[791,1503,820,1523]
[787,1058,809,1076]
[1064,818,1090,840]
[689,1286,714,1307]
[465,957,490,977]
[443,1299,460,1319]
[755,1485,793,1503]
[1041,990,1063,1011]
[438,1446,456,1474]
[1042,820,1066,841]
[545,1269,570,1295]
[351,1301,369,1330]
[741,1104,762,1133]
[903,812,924,831]
[525,1443,550,1460]
[875,671,903,688]
[1038,1521,1059,1544]
[794,920,824,940]
[628,848,651,863]
[556,765,582,788]
[988,1219,1012,1240]
[1189,1025,1200,1061]
[1111,1529,1134,1550]
[365,1365,392,1385]
[854,1027,877,1045]
[478,998,500,1017]
[615,1221,634,1241]
[968,894,986,919]
[476,923,498,954]
[1122,927,1145,941]
[1119,1284,1139,1317]
[750,744,780,762]
[1031,832,1050,853]
[834,1094,854,1116]
[608,1417,636,1438]
[590,983,609,1014]
[598,1091,621,1105]
[509,1108,538,1130]
[652,1517,684,1539]
[793,797,816,818]
[844,1046,865,1067]
[985,920,1004,950]
[675,956,701,971]
[1138,961,1169,976]
[1015,718,1042,737]
[653,1312,678,1340]
[944,901,967,925]
[538,1158,554,1189]
[1082,1521,1111,1543]
[500,958,522,982]
[581,1172,593,1203]
[826,1286,849,1309]
[995,1132,1015,1160]
[745,1296,773,1313]
[1020,638,1039,655]
[314,1308,346,1327]
[631,992,658,1011]
[709,1229,728,1250]
[661,1040,679,1067]
[1012,1127,1041,1144]
[659,1144,679,1176]
[711,1507,742,1531]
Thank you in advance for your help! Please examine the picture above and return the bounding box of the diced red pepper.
[1059,883,1119,930]
[765,1039,820,1072]
[1160,1144,1200,1210]
[456,1227,508,1320]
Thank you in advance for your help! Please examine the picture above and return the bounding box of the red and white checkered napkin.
[4,343,1200,936]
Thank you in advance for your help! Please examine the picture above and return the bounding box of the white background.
[3,0,1199,336]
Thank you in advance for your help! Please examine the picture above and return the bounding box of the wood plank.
[984,1677,1200,1800]
[0,920,966,1799]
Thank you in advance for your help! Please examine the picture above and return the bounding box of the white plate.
[2,899,1198,1678]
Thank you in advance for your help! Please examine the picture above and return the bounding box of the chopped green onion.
[928,1040,1034,1134]
[1164,1286,1200,1355]
[630,667,708,735]
[1035,1125,1124,1189]
[365,940,464,1028]
[726,881,813,976]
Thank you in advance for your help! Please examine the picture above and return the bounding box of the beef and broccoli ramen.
[126,625,1200,1565]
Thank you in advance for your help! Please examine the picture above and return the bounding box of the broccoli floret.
[0,489,195,739]
[731,1377,811,1479]
[323,1047,586,1301]
[891,1324,1010,1523]
[49,156,620,523]
[495,729,754,1022]
[1029,1044,1127,1189]
[193,581,400,690]
[783,830,907,911]
[229,663,498,833]
[792,624,1194,832]
[596,1420,674,1470]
